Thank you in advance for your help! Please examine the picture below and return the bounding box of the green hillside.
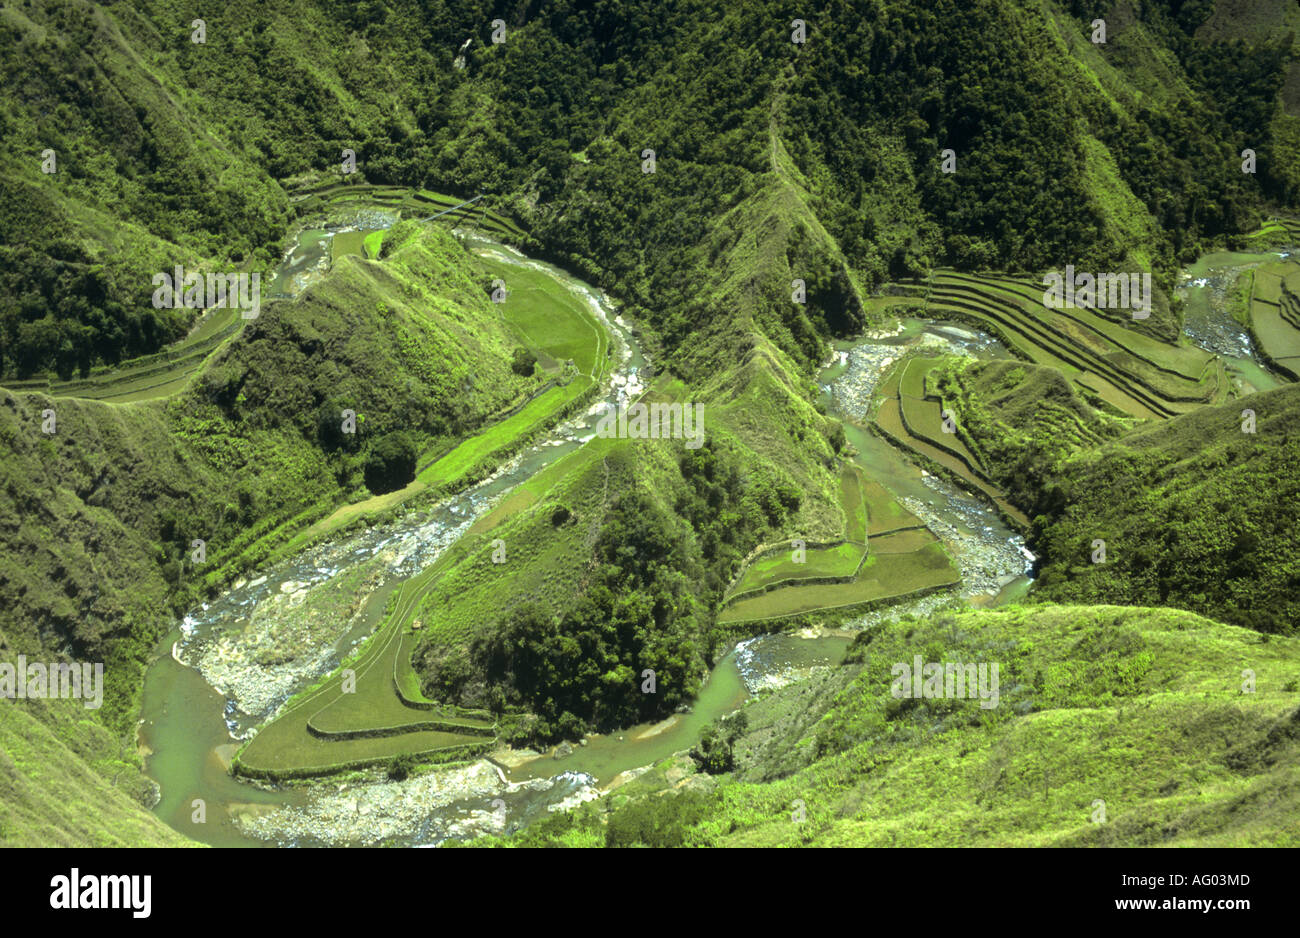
[469,605,1300,847]
[1,0,1298,848]
[928,361,1300,635]
[0,226,537,844]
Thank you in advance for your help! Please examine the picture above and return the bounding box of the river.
[138,221,1285,846]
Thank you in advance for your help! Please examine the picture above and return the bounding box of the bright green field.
[416,378,592,487]
[477,256,606,375]
[728,541,865,598]
[1248,258,1300,376]
[840,464,869,542]
[415,251,609,488]
[717,540,958,624]
[862,480,922,535]
[724,464,872,604]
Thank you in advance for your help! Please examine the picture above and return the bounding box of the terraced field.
[861,479,924,536]
[1246,256,1300,380]
[3,304,247,403]
[233,557,496,779]
[897,358,999,488]
[287,181,526,242]
[234,242,634,778]
[717,463,958,624]
[331,227,385,260]
[915,270,1229,419]
[1242,216,1300,248]
[874,358,1031,528]
[717,539,958,625]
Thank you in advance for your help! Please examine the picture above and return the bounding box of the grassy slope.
[479,605,1300,847]
[721,604,1300,847]
[0,227,532,844]
[0,701,192,847]
[932,358,1300,635]
[1031,383,1300,634]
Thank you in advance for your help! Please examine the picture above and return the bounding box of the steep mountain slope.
[0,227,534,843]
[5,1,1297,377]
[472,605,1300,847]
[931,359,1300,634]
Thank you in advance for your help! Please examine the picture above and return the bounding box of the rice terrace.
[3,0,1300,901]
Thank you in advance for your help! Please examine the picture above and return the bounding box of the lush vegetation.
[934,361,1300,635]
[5,0,1296,381]
[3,0,1300,847]
[415,434,815,746]
[467,605,1300,847]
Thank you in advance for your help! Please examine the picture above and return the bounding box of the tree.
[511,347,537,376]
[364,431,417,493]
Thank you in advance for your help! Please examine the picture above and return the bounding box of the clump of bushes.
[690,711,748,774]
[387,752,417,781]
[364,431,418,494]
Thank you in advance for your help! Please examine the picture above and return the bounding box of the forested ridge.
[3,0,1297,377]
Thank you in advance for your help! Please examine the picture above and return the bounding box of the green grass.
[492,605,1300,847]
[0,701,196,847]
[477,256,607,374]
[721,463,877,608]
[1247,258,1300,377]
[414,250,609,489]
[719,605,1300,846]
[416,379,592,487]
[717,540,958,624]
[331,228,367,258]
[727,541,865,598]
[862,480,922,536]
[839,464,869,543]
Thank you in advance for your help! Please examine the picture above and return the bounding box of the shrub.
[387,753,416,781]
[364,431,418,494]
[511,347,537,376]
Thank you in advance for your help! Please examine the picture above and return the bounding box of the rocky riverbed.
[900,473,1034,601]
[1177,266,1259,359]
[826,321,1033,604]
[178,509,477,728]
[232,760,602,847]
